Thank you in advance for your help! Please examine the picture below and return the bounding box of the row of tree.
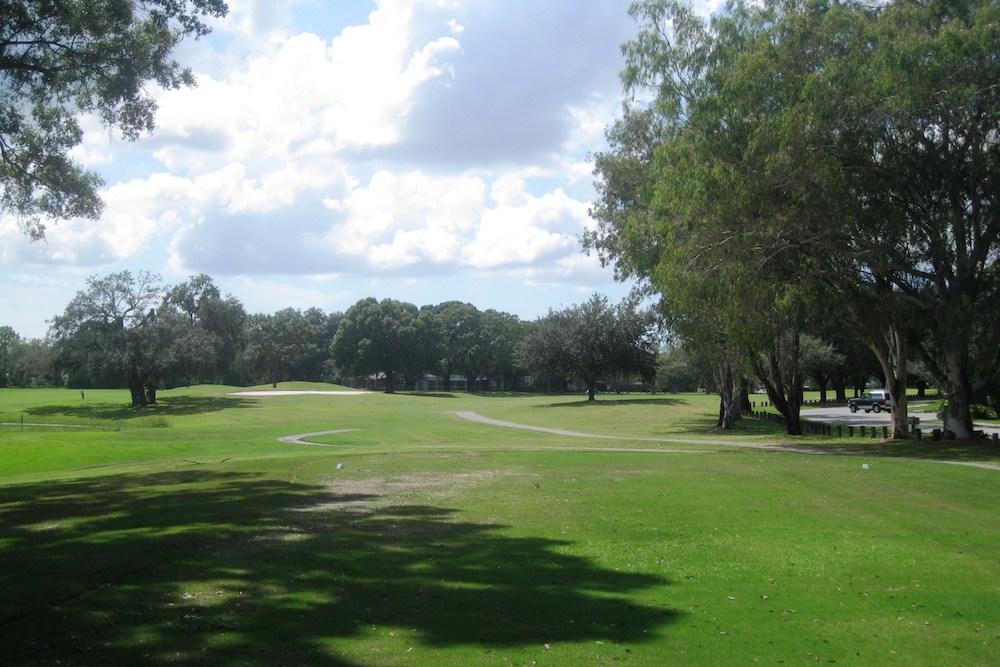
[587,0,1000,440]
[1,269,970,409]
[0,272,660,405]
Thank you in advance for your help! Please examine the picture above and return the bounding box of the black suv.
[848,389,891,413]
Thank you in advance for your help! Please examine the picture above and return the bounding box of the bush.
[970,404,997,420]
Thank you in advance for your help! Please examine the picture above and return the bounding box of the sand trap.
[231,390,369,396]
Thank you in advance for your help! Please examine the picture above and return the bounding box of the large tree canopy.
[519,294,658,401]
[331,298,422,394]
[50,270,164,406]
[0,0,228,239]
[49,271,245,405]
[588,0,1000,439]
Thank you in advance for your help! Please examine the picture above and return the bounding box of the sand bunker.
[230,390,369,396]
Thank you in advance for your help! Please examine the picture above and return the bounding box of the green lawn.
[1,386,998,665]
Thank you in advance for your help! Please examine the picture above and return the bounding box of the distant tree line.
[0,272,662,406]
[3,270,983,414]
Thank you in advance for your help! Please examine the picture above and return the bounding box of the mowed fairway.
[1,386,998,665]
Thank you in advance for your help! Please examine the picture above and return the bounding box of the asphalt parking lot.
[801,404,1000,436]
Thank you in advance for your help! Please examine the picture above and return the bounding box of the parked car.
[848,389,891,413]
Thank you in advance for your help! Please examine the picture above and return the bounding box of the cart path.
[453,412,1000,470]
[277,429,361,446]
[455,411,835,451]
[270,412,1000,471]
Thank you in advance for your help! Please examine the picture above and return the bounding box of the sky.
[1,0,720,339]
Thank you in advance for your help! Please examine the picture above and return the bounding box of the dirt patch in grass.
[302,470,521,516]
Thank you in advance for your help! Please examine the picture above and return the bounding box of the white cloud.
[327,170,484,261]
[2,0,653,336]
[463,187,589,270]
[227,274,350,315]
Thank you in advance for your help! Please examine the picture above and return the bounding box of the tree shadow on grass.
[0,470,679,665]
[24,395,259,422]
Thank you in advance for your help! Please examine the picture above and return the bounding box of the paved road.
[803,405,1000,436]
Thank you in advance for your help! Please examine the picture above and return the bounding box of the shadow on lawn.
[25,394,258,422]
[0,471,678,665]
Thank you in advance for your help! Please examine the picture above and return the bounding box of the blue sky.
[1,0,719,339]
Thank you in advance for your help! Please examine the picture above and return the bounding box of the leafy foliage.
[519,294,658,400]
[0,0,228,238]
[331,298,423,394]
[588,0,1000,438]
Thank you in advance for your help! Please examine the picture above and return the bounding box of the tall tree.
[590,0,999,439]
[0,325,21,387]
[842,0,1000,438]
[331,298,422,394]
[420,301,483,391]
[480,309,527,391]
[162,274,246,384]
[0,0,228,238]
[519,294,657,401]
[50,271,164,406]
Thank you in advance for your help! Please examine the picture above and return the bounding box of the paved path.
[452,412,1000,471]
[455,412,867,454]
[276,429,360,446]
[267,407,1000,471]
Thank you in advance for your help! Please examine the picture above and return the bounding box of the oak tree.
[0,0,227,238]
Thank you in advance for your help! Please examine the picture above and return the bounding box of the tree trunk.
[714,361,740,429]
[941,349,974,440]
[128,373,147,407]
[817,375,829,404]
[384,370,396,394]
[868,324,910,439]
[753,333,803,436]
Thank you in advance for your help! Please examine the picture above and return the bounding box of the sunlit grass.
[1,386,998,665]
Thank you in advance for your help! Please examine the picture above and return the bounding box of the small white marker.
[862,463,870,470]
[336,463,343,470]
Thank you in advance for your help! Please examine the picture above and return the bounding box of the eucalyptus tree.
[0,0,228,238]
[588,0,826,433]
[838,0,1000,438]
[589,0,999,439]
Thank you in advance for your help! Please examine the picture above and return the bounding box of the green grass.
[1,385,998,665]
